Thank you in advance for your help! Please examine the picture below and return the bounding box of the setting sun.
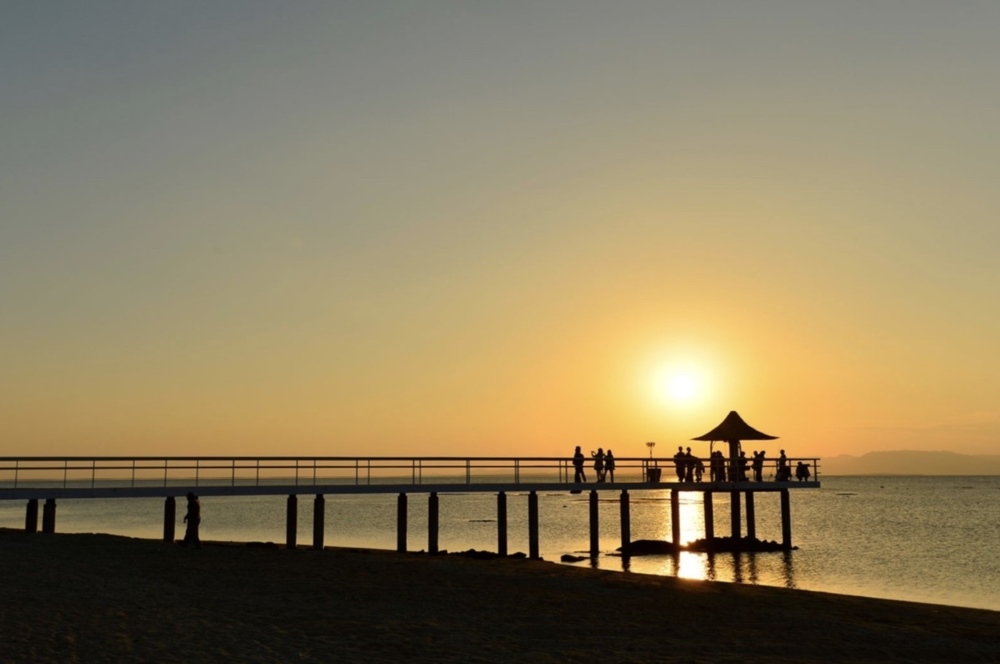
[653,366,706,406]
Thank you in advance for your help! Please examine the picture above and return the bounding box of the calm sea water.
[2,476,997,611]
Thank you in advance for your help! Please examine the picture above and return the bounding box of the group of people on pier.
[673,447,706,482]
[571,446,811,484]
[572,446,616,483]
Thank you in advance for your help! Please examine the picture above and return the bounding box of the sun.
[667,374,697,401]
[652,366,705,406]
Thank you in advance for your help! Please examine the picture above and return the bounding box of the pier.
[0,452,819,555]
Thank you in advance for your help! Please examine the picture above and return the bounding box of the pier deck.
[0,456,820,554]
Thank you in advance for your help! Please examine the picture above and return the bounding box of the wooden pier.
[0,453,819,555]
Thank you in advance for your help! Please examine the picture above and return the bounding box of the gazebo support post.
[163,496,176,543]
[286,495,298,550]
[42,499,56,534]
[313,494,325,550]
[780,489,792,550]
[730,490,741,540]
[703,492,714,541]
[589,490,599,558]
[745,491,756,541]
[25,499,38,534]
[428,492,439,554]
[497,491,508,556]
[528,491,539,559]
[396,492,407,553]
[671,489,681,547]
[619,490,631,557]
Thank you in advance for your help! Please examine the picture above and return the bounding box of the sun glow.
[652,364,707,407]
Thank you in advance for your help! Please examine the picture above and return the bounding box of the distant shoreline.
[822,451,1000,476]
[3,528,999,662]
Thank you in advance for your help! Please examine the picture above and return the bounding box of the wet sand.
[1,528,998,663]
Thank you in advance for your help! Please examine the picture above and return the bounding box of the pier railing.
[0,456,820,492]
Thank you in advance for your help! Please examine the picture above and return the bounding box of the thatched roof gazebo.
[693,410,777,474]
[693,410,777,445]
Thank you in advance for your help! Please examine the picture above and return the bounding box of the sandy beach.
[1,528,998,663]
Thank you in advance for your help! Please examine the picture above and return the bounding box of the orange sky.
[3,3,999,458]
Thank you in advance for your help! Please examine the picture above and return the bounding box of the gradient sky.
[3,2,999,458]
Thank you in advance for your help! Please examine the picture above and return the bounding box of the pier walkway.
[0,455,820,556]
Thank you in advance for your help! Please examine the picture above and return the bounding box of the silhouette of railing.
[0,456,820,493]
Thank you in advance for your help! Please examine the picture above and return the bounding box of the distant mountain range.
[821,450,1000,476]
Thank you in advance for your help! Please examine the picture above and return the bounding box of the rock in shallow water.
[618,537,797,555]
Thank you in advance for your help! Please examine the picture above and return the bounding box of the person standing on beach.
[182,492,201,548]
[573,446,587,483]
[604,450,616,482]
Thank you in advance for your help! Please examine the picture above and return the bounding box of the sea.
[2,475,998,612]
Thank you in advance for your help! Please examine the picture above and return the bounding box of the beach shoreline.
[2,528,998,662]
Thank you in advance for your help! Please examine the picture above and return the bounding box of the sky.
[3,2,999,459]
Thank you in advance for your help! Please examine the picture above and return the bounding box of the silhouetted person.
[573,446,587,483]
[684,447,695,482]
[796,462,811,482]
[738,451,749,482]
[592,448,606,482]
[605,450,616,482]
[694,456,704,482]
[752,450,765,482]
[673,446,686,482]
[710,450,726,482]
[776,450,790,482]
[182,492,201,548]
[707,452,717,482]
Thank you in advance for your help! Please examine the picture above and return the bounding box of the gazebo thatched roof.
[692,410,778,442]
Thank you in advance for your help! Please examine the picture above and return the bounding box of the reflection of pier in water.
[623,547,797,589]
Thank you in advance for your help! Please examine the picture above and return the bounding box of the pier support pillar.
[428,492,439,554]
[703,492,714,541]
[670,489,680,547]
[286,495,298,550]
[745,492,756,541]
[397,493,408,553]
[163,496,176,543]
[25,499,38,534]
[497,491,508,556]
[313,494,325,550]
[528,491,539,559]
[730,491,741,540]
[780,489,792,550]
[589,490,599,558]
[41,499,56,534]
[619,490,631,558]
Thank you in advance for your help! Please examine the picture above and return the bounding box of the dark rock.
[453,549,498,560]
[561,554,587,563]
[617,539,679,555]
[618,537,797,555]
